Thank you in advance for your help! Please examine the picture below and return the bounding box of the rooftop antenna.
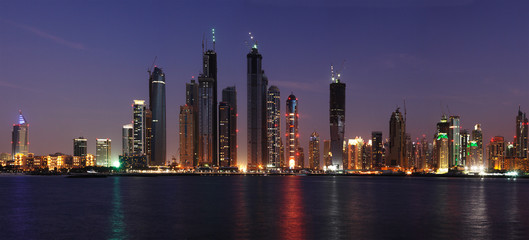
[212,28,216,51]
[249,32,257,49]
[148,56,157,74]
[330,64,335,83]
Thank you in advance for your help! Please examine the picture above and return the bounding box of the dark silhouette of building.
[202,36,218,166]
[309,132,320,170]
[371,131,383,169]
[266,85,281,169]
[329,66,345,170]
[12,111,29,160]
[198,75,215,167]
[515,107,528,159]
[222,86,237,167]
[388,108,406,168]
[286,93,300,169]
[186,79,199,166]
[73,137,87,157]
[148,67,166,166]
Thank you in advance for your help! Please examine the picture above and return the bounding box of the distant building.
[73,137,87,157]
[179,105,195,168]
[186,79,199,166]
[203,40,218,167]
[460,129,470,167]
[488,136,505,170]
[515,107,528,159]
[371,132,383,169]
[96,138,111,167]
[448,116,461,167]
[388,108,406,168]
[470,124,484,168]
[133,100,147,155]
[148,67,166,166]
[298,147,305,169]
[198,75,215,167]
[434,116,450,172]
[329,66,345,170]
[122,124,134,156]
[12,111,29,160]
[323,140,331,168]
[346,137,364,170]
[218,102,231,167]
[363,140,373,170]
[266,85,281,169]
[222,86,237,167]
[309,132,320,170]
[286,93,300,169]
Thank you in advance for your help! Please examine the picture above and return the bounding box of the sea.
[1,175,528,240]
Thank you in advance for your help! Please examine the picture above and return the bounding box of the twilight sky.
[1,0,528,166]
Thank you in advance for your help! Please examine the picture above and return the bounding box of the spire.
[18,110,27,125]
[212,28,216,51]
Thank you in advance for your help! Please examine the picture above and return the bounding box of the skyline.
[1,0,529,166]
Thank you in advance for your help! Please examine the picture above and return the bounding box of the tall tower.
[488,136,505,170]
[309,132,320,170]
[218,102,231,167]
[122,124,134,156]
[12,111,29,159]
[434,116,450,172]
[222,86,237,167]
[286,93,300,169]
[73,137,87,157]
[323,140,331,168]
[247,43,267,171]
[371,131,383,169]
[329,66,346,170]
[198,75,215,167]
[148,67,166,166]
[179,104,195,168]
[471,124,483,167]
[96,138,111,167]
[133,100,146,155]
[186,79,199,166]
[515,107,528,159]
[266,85,281,169]
[388,108,406,168]
[202,30,218,166]
[448,116,461,167]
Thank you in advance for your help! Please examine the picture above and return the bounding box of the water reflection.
[279,176,305,240]
[233,177,250,240]
[11,177,32,239]
[109,177,126,240]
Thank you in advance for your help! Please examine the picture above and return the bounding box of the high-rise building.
[286,93,300,169]
[309,132,320,170]
[298,147,305,169]
[448,116,461,167]
[186,79,199,166]
[323,140,331,168]
[247,45,268,171]
[73,137,87,157]
[388,108,406,168]
[371,131,383,169]
[363,140,373,170]
[202,37,218,167]
[133,100,146,155]
[515,107,528,159]
[266,85,281,168]
[96,138,111,167]
[329,66,345,170]
[122,124,134,156]
[145,109,152,161]
[148,67,166,166]
[460,129,469,167]
[198,75,215,167]
[218,102,231,167]
[434,116,450,172]
[12,111,29,159]
[347,137,364,170]
[488,136,505,170]
[470,124,483,168]
[179,105,195,168]
[222,86,237,167]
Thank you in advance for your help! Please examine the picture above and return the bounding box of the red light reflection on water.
[279,176,306,240]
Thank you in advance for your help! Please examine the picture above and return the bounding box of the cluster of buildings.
[3,31,528,174]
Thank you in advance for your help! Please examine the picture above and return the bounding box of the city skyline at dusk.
[1,0,528,167]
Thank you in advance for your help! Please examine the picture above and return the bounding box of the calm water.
[1,175,528,239]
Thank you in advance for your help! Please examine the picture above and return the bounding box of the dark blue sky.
[1,0,528,166]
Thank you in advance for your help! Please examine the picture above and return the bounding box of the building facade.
[12,111,29,159]
[388,108,406,168]
[148,67,166,166]
[329,67,345,170]
[266,85,281,169]
[286,94,300,169]
[96,138,111,167]
[73,137,87,157]
[309,132,320,170]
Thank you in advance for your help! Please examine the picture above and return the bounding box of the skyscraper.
[309,132,320,170]
[371,131,383,169]
[323,140,331,168]
[247,45,268,171]
[96,138,111,167]
[222,86,237,167]
[12,111,29,159]
[448,116,461,167]
[218,102,232,167]
[73,137,87,157]
[186,79,199,166]
[388,108,406,168]
[471,124,483,167]
[133,100,146,155]
[179,105,195,168]
[434,116,450,172]
[286,93,300,169]
[198,75,215,167]
[202,34,218,167]
[488,136,505,170]
[460,129,469,167]
[148,67,166,166]
[122,124,134,156]
[515,107,528,159]
[266,85,281,169]
[329,66,345,170]
[347,137,364,170]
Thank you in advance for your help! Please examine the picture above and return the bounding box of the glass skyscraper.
[96,138,111,167]
[266,85,281,169]
[329,68,345,170]
[73,137,87,157]
[133,100,146,155]
[148,67,166,166]
[12,111,29,159]
[286,93,300,169]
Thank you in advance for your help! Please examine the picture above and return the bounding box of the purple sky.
[1,0,528,166]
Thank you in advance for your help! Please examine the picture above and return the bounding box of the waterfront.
[1,176,528,239]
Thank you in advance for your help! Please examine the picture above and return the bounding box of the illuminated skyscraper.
[329,66,345,170]
[179,105,195,168]
[96,138,111,167]
[347,137,364,170]
[12,111,29,159]
[186,79,199,166]
[434,116,450,172]
[448,116,461,167]
[488,136,505,170]
[460,129,469,167]
[218,102,232,167]
[388,108,406,168]
[371,131,383,169]
[323,140,331,168]
[286,93,300,169]
[309,132,320,170]
[222,86,237,167]
[470,124,483,167]
[266,85,281,168]
[247,44,268,170]
[133,100,146,155]
[363,140,373,170]
[73,137,87,157]
[515,107,528,159]
[148,67,166,166]
[198,75,215,167]
[122,124,134,156]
